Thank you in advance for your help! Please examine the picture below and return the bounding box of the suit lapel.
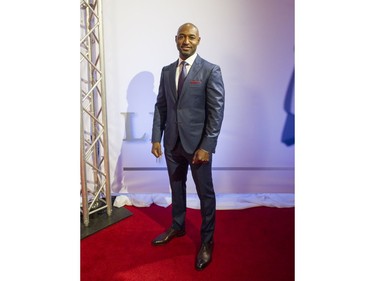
[169,60,179,101]
[186,55,203,81]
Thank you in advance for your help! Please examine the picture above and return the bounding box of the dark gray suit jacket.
[152,55,225,154]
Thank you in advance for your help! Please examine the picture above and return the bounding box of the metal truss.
[80,0,111,226]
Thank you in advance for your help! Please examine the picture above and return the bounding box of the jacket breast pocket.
[189,80,203,88]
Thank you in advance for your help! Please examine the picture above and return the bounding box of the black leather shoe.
[195,241,214,270]
[152,227,185,246]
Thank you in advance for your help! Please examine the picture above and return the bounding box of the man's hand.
[151,142,163,158]
[192,148,210,164]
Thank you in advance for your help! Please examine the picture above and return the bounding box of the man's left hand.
[192,149,210,164]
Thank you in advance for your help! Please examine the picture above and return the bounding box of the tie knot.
[180,61,187,67]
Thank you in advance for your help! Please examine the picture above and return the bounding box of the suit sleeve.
[199,65,225,153]
[151,69,167,143]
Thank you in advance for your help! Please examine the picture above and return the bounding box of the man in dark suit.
[151,22,225,270]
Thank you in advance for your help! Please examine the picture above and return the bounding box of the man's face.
[175,25,200,60]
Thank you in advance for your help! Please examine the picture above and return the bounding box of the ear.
[175,35,178,43]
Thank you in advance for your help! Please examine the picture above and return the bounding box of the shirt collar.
[178,52,198,66]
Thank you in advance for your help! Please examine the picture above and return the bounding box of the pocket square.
[190,80,202,84]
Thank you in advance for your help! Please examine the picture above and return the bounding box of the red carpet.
[81,204,294,281]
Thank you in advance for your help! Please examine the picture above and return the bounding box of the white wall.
[102,0,294,194]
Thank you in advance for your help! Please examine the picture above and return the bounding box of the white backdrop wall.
[102,0,294,197]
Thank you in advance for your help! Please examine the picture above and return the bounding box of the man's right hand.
[151,142,163,158]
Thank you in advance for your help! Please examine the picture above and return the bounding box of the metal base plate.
[80,206,133,239]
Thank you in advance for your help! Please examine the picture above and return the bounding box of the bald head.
[175,23,201,60]
[177,23,200,37]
